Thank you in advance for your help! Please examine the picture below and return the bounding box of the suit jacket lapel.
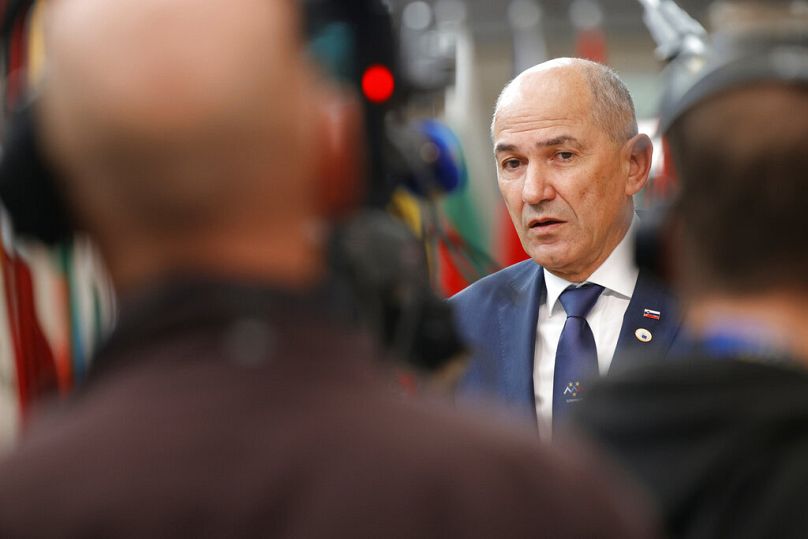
[495,264,544,416]
[611,269,682,372]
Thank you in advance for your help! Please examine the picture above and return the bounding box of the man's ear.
[624,133,653,196]
[314,84,366,219]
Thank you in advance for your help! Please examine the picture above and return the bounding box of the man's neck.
[105,217,327,296]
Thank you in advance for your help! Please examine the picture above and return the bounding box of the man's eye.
[557,151,574,161]
[502,159,521,170]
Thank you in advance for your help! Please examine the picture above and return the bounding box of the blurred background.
[394,0,710,117]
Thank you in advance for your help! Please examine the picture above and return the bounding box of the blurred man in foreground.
[572,56,808,537]
[0,0,655,537]
[453,58,684,439]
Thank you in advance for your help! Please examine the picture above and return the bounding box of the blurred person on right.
[571,5,808,537]
[0,0,656,537]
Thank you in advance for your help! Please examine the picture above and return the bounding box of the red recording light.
[361,64,395,103]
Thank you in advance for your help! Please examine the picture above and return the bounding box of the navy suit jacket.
[451,259,685,421]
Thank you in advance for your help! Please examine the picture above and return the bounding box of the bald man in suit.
[453,59,685,439]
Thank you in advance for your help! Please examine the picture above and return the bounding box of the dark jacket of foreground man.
[572,355,808,539]
[0,279,653,538]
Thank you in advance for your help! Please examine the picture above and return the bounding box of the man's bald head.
[492,58,638,144]
[37,0,337,290]
[41,0,316,237]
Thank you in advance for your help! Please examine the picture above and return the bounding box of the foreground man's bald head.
[41,0,324,291]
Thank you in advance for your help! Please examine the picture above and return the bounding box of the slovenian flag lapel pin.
[643,309,661,321]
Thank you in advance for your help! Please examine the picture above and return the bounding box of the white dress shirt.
[534,218,639,439]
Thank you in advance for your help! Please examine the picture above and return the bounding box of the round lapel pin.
[635,328,653,343]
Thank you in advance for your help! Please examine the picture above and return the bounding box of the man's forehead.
[494,114,580,141]
[494,99,591,144]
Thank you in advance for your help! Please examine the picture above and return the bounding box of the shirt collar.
[544,215,640,313]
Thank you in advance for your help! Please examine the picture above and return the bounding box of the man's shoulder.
[572,355,808,539]
[0,377,652,539]
[573,354,808,458]
[335,395,653,538]
[451,259,539,306]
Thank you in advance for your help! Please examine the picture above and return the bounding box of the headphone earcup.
[0,102,74,245]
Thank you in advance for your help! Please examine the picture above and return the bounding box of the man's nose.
[522,163,554,204]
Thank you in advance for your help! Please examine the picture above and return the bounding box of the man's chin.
[527,247,574,273]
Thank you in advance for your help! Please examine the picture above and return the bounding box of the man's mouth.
[529,218,565,229]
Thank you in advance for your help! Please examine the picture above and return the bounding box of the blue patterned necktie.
[552,283,604,431]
